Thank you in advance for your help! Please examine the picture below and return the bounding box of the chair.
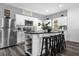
[40,36,51,56]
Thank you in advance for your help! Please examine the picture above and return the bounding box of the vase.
[47,29,51,32]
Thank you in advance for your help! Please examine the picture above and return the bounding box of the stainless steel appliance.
[0,17,17,48]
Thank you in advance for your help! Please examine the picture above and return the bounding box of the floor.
[0,41,79,56]
[0,44,25,56]
[60,41,79,56]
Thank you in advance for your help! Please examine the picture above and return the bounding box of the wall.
[67,7,79,42]
[0,3,23,19]
[0,3,44,20]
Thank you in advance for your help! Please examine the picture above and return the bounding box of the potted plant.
[38,21,52,32]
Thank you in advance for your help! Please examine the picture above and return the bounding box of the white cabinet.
[57,16,67,26]
[52,16,68,40]
[17,31,25,44]
[25,33,42,56]
[15,14,26,26]
[15,14,42,44]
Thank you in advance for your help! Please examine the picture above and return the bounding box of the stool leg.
[54,36,56,56]
[62,31,66,49]
[40,38,44,56]
[49,37,51,56]
[51,37,54,56]
[51,36,55,56]
[57,35,61,53]
[62,34,66,49]
[45,38,48,56]
[60,34,63,52]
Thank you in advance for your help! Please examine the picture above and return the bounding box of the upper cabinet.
[15,14,39,26]
[52,16,67,31]
[15,14,26,26]
[57,16,67,26]
[15,14,42,31]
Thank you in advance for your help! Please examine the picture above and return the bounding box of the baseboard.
[66,40,79,44]
[0,44,17,49]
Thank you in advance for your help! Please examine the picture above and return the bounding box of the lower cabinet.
[17,31,25,44]
[25,34,32,55]
[25,34,42,56]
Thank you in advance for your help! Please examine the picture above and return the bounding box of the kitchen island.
[24,31,65,56]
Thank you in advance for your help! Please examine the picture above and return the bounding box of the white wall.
[68,7,79,42]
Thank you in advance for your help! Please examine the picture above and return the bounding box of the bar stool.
[56,34,61,53]
[58,31,66,52]
[40,31,66,56]
[40,36,51,56]
[50,35,58,56]
[59,34,63,52]
[50,36,54,56]
[61,31,66,50]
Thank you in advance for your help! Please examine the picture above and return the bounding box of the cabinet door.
[25,34,32,55]
[17,31,25,44]
[15,14,26,25]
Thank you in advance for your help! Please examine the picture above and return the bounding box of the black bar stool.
[50,32,66,56]
[40,31,66,56]
[57,31,66,53]
[56,34,61,53]
[40,36,51,56]
[61,31,66,50]
[50,35,58,56]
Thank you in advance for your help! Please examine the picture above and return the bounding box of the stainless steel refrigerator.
[0,17,17,48]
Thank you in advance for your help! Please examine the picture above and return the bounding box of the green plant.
[38,21,52,32]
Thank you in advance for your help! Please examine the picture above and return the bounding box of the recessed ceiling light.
[59,4,63,8]
[46,10,48,12]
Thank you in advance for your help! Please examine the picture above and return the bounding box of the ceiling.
[7,3,79,15]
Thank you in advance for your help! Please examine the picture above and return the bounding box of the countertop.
[24,31,63,34]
